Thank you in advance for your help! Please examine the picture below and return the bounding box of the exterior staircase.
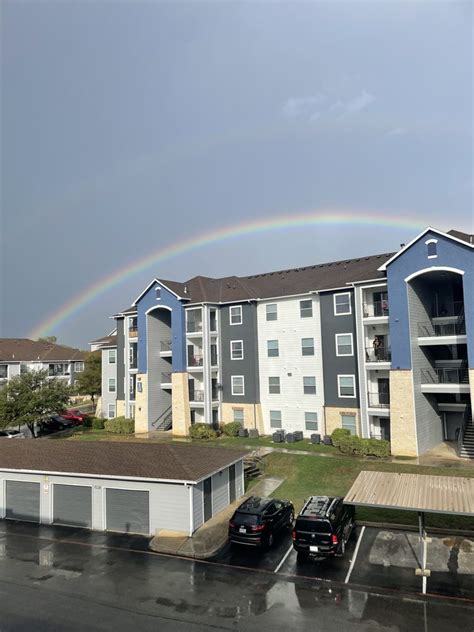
[153,406,172,432]
[460,421,474,459]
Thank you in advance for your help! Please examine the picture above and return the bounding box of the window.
[303,376,316,394]
[334,292,351,315]
[270,410,282,428]
[335,333,354,356]
[74,361,84,372]
[0,365,7,379]
[341,413,357,435]
[268,377,281,394]
[230,305,242,325]
[267,340,279,357]
[426,239,438,258]
[108,403,116,419]
[266,304,278,321]
[49,363,68,376]
[300,299,313,318]
[338,375,356,398]
[233,408,244,424]
[230,340,244,360]
[305,412,318,431]
[301,338,314,356]
[155,287,161,299]
[108,349,116,364]
[20,364,28,374]
[231,375,245,396]
[108,378,116,393]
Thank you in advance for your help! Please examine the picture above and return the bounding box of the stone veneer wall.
[220,402,264,434]
[389,369,418,457]
[134,374,149,433]
[171,372,191,437]
[324,406,361,436]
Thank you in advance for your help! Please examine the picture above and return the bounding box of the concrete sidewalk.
[149,476,284,559]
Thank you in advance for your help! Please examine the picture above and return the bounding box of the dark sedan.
[229,496,294,549]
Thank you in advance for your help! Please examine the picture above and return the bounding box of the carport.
[344,471,474,593]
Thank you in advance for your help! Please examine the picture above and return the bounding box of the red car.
[62,409,89,425]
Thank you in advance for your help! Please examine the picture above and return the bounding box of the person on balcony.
[373,336,383,360]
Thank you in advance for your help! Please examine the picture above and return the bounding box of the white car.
[0,430,25,439]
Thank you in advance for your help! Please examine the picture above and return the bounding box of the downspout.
[188,484,194,536]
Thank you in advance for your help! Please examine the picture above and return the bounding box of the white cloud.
[282,95,324,118]
[282,90,376,123]
[344,91,376,113]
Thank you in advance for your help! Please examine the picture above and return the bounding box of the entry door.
[378,378,390,406]
[203,477,212,522]
[229,465,236,503]
[6,481,40,522]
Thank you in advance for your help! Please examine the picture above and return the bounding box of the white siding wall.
[101,348,117,418]
[211,469,229,515]
[257,296,325,436]
[193,481,204,530]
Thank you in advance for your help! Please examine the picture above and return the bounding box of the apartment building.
[90,333,118,419]
[94,226,473,458]
[0,339,85,388]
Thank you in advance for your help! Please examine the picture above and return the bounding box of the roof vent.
[184,285,188,294]
[400,243,405,249]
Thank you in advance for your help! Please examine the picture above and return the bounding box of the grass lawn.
[264,452,474,531]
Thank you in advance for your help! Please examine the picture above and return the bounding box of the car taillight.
[331,534,338,545]
[292,529,296,541]
[251,524,266,532]
[229,522,235,529]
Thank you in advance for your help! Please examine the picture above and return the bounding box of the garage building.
[0,442,248,536]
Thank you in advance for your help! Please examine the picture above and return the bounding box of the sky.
[1,1,472,348]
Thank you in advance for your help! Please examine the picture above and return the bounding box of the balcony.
[365,347,391,364]
[160,340,172,357]
[418,319,466,346]
[161,372,172,388]
[186,321,203,335]
[367,391,390,409]
[431,301,464,318]
[188,354,204,368]
[420,368,469,394]
[363,300,389,319]
[189,389,205,403]
[128,327,138,339]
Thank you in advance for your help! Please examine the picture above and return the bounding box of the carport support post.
[417,511,429,594]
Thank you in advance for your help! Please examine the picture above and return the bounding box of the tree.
[37,336,57,344]
[75,351,101,404]
[0,369,71,438]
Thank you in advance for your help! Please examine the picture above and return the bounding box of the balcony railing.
[160,340,172,352]
[363,300,389,318]
[420,368,469,385]
[365,347,392,363]
[161,372,172,383]
[189,390,204,402]
[186,321,203,334]
[128,327,138,338]
[431,301,464,318]
[188,355,203,367]
[367,391,390,408]
[418,320,466,337]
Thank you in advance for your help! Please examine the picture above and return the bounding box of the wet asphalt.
[0,521,473,631]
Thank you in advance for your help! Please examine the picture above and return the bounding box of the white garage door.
[6,481,40,522]
[105,489,149,535]
[53,484,92,528]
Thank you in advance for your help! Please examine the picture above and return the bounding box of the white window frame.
[304,412,319,431]
[108,349,116,365]
[268,376,281,394]
[108,378,116,393]
[74,361,84,372]
[266,303,278,321]
[269,410,282,428]
[301,337,315,356]
[231,375,245,396]
[335,333,354,357]
[337,374,356,398]
[300,299,313,318]
[333,292,352,316]
[229,305,243,326]
[107,403,116,419]
[341,413,357,435]
[425,238,438,259]
[0,364,8,379]
[233,408,244,424]
[230,340,244,360]
[267,340,279,357]
[303,376,316,394]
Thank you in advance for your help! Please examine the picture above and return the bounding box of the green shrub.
[221,422,242,437]
[83,416,93,428]
[91,417,105,430]
[331,428,351,448]
[189,423,218,440]
[104,417,135,434]
[366,438,391,458]
[336,434,390,458]
[338,435,361,455]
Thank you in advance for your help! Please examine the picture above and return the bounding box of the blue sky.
[1,1,472,347]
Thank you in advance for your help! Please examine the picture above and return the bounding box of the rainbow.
[30,210,434,338]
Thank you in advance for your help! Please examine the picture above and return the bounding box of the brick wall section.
[324,406,361,437]
[389,369,418,456]
[134,374,148,433]
[171,372,191,437]
[220,402,264,433]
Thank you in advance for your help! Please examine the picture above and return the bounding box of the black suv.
[229,496,294,549]
[292,496,355,559]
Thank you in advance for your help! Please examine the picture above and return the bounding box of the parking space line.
[274,544,294,574]
[344,525,366,584]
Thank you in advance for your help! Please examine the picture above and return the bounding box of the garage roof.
[0,442,249,484]
[344,471,474,516]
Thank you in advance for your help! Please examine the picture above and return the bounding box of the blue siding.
[136,282,186,373]
[387,231,474,369]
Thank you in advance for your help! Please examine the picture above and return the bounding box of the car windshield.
[233,512,261,526]
[296,519,332,534]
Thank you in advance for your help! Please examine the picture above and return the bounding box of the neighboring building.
[93,227,474,458]
[90,332,118,419]
[0,339,86,389]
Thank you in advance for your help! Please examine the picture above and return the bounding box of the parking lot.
[214,525,474,601]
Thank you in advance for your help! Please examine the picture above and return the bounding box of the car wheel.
[340,539,346,556]
[288,512,295,529]
[267,533,274,549]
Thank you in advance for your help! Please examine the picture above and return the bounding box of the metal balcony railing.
[431,301,464,318]
[161,372,172,383]
[128,327,138,337]
[186,321,203,333]
[367,391,390,408]
[189,390,204,402]
[188,355,203,367]
[418,320,466,337]
[160,340,172,352]
[365,347,392,362]
[420,368,469,385]
[363,300,389,318]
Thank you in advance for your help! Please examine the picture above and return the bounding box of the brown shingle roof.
[447,229,474,246]
[0,441,248,483]
[0,339,86,363]
[90,334,117,348]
